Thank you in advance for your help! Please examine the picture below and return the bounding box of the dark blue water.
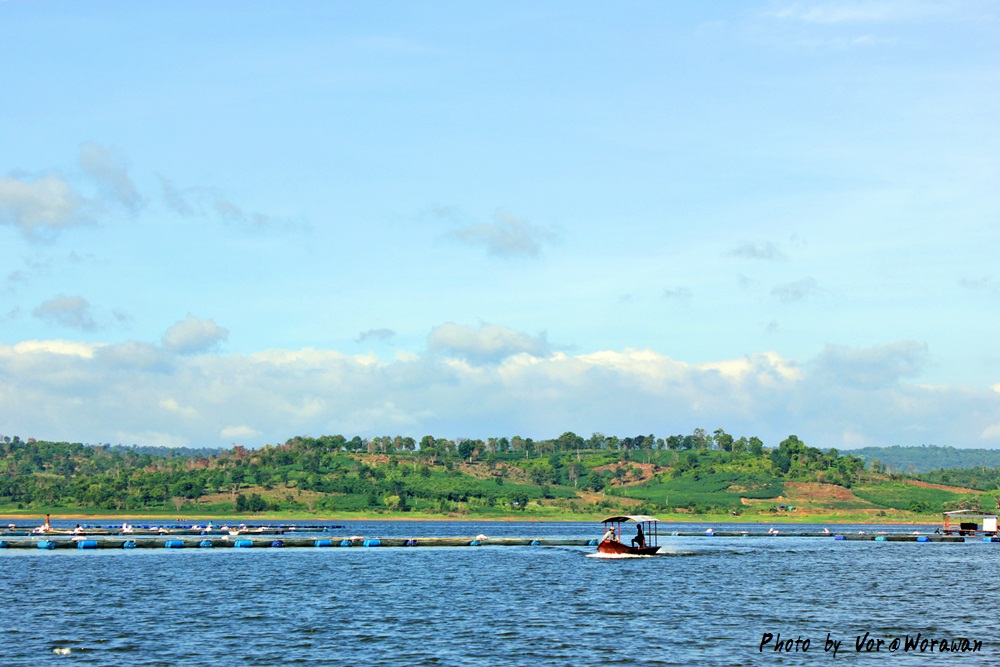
[2,521,997,666]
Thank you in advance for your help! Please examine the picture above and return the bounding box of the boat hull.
[597,539,659,556]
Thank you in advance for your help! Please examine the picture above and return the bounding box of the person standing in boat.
[631,524,645,549]
[33,514,52,533]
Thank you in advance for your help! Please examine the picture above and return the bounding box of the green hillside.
[1,431,996,521]
[851,445,1000,474]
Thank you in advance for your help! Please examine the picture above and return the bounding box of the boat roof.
[943,510,998,518]
[601,515,659,524]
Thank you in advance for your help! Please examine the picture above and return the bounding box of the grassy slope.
[2,478,979,524]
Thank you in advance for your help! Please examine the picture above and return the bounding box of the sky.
[1,1,999,450]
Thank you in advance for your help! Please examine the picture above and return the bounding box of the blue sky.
[2,1,999,449]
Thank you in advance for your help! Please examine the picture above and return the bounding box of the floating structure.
[0,530,974,550]
[0,523,345,538]
[941,510,998,537]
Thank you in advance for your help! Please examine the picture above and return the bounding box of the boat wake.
[587,546,698,559]
[587,551,661,559]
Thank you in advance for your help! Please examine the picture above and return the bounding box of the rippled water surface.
[3,521,999,666]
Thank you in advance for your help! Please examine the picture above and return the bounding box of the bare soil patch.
[901,479,981,494]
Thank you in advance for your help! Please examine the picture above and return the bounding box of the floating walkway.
[0,531,977,550]
[0,536,598,550]
[0,524,342,538]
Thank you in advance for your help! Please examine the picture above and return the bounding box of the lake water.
[2,520,997,666]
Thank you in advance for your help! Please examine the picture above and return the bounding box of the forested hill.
[851,445,1000,474]
[6,432,999,518]
[0,431,869,516]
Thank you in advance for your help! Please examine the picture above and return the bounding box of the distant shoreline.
[1,512,938,526]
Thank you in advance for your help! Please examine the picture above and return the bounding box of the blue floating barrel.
[122,540,136,549]
[314,539,332,547]
[339,539,352,547]
[233,539,253,548]
[875,536,888,541]
[363,539,381,547]
[530,540,541,546]
[37,540,56,550]
[834,535,845,540]
[0,540,8,549]
[404,539,417,546]
[469,540,481,546]
[76,539,98,550]
[199,540,213,548]
[983,537,1000,543]
[587,538,598,546]
[270,540,284,548]
[917,536,930,542]
[164,539,185,549]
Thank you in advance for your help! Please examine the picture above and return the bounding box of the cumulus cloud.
[0,174,88,239]
[428,322,550,364]
[0,338,997,449]
[79,142,143,212]
[94,341,171,372]
[811,341,928,389]
[32,294,98,331]
[161,315,229,354]
[445,208,554,258]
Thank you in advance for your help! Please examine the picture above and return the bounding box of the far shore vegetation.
[2,431,998,524]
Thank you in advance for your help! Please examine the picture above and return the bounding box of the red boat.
[597,515,661,556]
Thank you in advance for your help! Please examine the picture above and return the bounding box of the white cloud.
[428,322,550,363]
[445,208,554,258]
[8,340,96,358]
[95,341,171,371]
[160,398,199,419]
[0,336,997,450]
[79,142,143,212]
[0,174,87,238]
[811,341,927,389]
[220,425,261,440]
[979,424,1000,441]
[32,294,98,331]
[162,315,229,354]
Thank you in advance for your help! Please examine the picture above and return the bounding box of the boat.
[597,515,661,556]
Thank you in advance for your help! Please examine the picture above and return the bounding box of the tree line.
[0,430,871,515]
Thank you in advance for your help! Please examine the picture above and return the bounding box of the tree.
[508,491,529,511]
[585,472,606,492]
[458,440,474,462]
[714,428,734,452]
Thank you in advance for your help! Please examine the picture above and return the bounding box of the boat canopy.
[601,515,659,524]
[943,510,998,519]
